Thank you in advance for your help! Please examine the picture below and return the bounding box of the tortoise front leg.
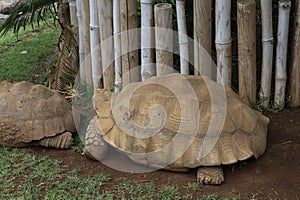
[83,117,109,161]
[197,166,224,185]
[83,134,109,161]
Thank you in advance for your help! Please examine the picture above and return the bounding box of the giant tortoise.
[84,74,269,184]
[0,80,75,149]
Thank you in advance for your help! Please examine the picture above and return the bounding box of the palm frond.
[0,0,58,37]
[50,25,79,92]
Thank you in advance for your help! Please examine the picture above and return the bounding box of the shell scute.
[218,135,237,164]
[98,118,114,135]
[232,132,253,161]
[31,119,45,140]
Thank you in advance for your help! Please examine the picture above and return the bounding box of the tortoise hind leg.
[197,166,224,185]
[39,132,73,149]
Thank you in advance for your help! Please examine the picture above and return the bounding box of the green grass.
[0,24,59,83]
[0,147,111,200]
[0,146,248,200]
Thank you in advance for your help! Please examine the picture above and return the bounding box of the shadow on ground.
[31,108,300,199]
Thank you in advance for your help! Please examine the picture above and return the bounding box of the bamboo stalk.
[121,0,139,86]
[155,3,173,76]
[215,0,232,86]
[237,0,256,105]
[274,0,291,109]
[120,0,130,86]
[194,0,212,78]
[81,0,92,86]
[141,0,155,81]
[127,0,139,83]
[76,0,85,83]
[176,0,189,75]
[98,0,115,90]
[89,0,102,88]
[113,0,122,93]
[259,0,274,108]
[289,0,300,107]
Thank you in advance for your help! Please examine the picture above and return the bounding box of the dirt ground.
[31,108,300,199]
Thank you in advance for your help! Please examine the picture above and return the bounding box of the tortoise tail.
[39,132,73,149]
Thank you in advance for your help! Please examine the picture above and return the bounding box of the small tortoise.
[84,74,269,184]
[0,80,75,149]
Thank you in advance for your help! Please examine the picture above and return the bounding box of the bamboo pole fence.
[155,3,173,76]
[194,0,212,78]
[97,0,115,90]
[237,0,256,106]
[113,0,122,92]
[81,0,92,85]
[176,0,189,75]
[215,0,232,87]
[274,0,291,109]
[259,0,274,108]
[70,0,300,110]
[89,0,102,89]
[120,0,140,85]
[141,0,155,81]
[289,0,300,107]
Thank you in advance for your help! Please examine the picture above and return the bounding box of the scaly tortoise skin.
[84,74,269,184]
[0,80,75,149]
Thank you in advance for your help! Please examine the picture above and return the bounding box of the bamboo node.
[279,0,291,9]
[141,0,154,4]
[92,75,102,79]
[215,40,232,45]
[178,41,188,45]
[90,26,100,31]
[261,37,274,42]
[155,3,172,9]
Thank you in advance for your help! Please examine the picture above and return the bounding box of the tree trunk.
[89,0,102,88]
[194,0,212,78]
[215,0,232,86]
[274,0,291,109]
[289,0,300,107]
[98,0,115,90]
[81,0,92,85]
[237,0,256,106]
[141,0,155,81]
[121,0,140,85]
[259,0,274,108]
[155,3,173,76]
[68,0,78,73]
[76,0,85,83]
[176,0,189,75]
[68,0,78,33]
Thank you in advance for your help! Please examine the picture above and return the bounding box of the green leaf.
[0,0,58,37]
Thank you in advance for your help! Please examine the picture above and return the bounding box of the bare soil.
[31,108,300,199]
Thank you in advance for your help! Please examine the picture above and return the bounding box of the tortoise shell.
[93,74,269,169]
[0,80,76,147]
